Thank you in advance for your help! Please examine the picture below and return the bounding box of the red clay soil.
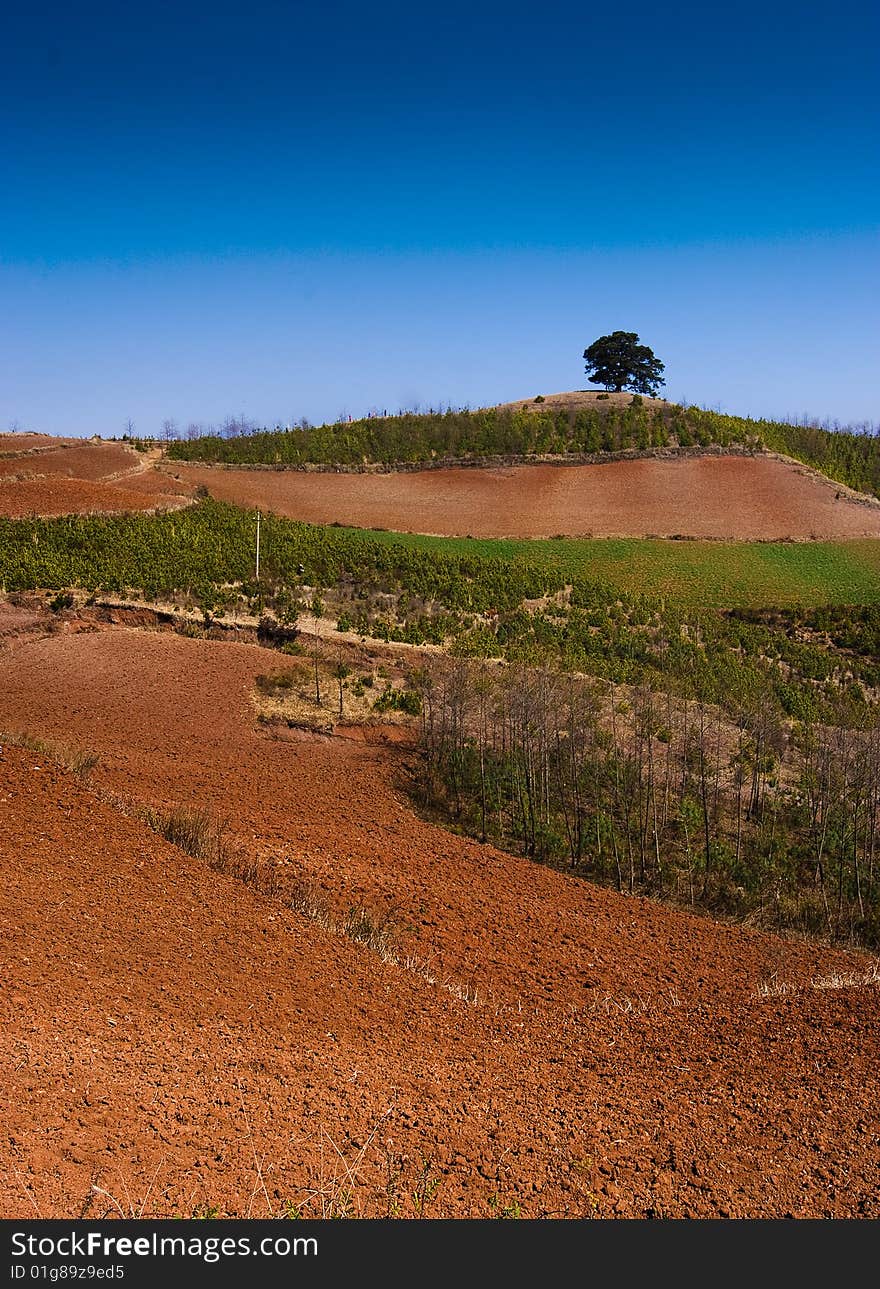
[0,439,193,518]
[116,468,194,500]
[0,477,182,519]
[0,434,78,453]
[176,455,880,541]
[1,622,879,1218]
[0,442,137,481]
[4,430,878,541]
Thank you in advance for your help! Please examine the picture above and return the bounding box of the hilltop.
[495,389,672,414]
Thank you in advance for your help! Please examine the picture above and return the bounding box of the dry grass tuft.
[287,878,481,1004]
[137,804,284,898]
[0,728,100,781]
[752,975,795,1001]
[811,962,880,991]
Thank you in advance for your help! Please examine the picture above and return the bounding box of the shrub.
[373,685,422,716]
[255,668,300,694]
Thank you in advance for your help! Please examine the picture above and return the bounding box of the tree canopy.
[583,331,665,396]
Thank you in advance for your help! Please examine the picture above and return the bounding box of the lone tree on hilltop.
[583,331,665,396]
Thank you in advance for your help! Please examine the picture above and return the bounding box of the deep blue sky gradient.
[2,0,878,434]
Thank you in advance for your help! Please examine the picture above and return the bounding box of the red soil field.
[117,468,194,499]
[0,433,80,453]
[0,438,191,517]
[0,477,183,519]
[176,455,880,540]
[0,442,137,481]
[3,429,879,542]
[1,622,878,1218]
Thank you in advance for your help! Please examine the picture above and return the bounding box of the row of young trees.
[0,500,551,610]
[166,402,756,468]
[415,661,880,946]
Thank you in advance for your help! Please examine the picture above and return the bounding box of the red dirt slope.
[1,624,879,1218]
[0,434,78,453]
[0,478,177,518]
[0,443,136,481]
[0,439,190,517]
[175,455,880,541]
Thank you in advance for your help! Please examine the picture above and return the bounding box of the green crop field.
[325,527,880,610]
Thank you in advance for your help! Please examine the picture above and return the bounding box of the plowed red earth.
[0,439,190,517]
[2,623,879,1218]
[176,456,880,540]
[0,478,179,518]
[4,429,879,541]
[0,434,77,453]
[0,443,136,481]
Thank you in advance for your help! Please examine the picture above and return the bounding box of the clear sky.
[2,0,877,436]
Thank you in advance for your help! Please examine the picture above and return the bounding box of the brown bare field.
[0,433,79,453]
[1,619,878,1218]
[176,455,880,540]
[0,438,191,517]
[0,477,185,518]
[0,442,137,481]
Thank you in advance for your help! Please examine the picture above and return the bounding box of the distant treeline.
[166,403,880,498]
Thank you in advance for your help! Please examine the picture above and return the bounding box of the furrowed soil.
[175,455,880,541]
[0,443,138,482]
[0,439,189,518]
[0,434,79,453]
[1,619,878,1218]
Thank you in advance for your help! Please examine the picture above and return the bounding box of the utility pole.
[255,510,264,616]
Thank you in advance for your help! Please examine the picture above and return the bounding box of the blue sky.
[2,0,877,435]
